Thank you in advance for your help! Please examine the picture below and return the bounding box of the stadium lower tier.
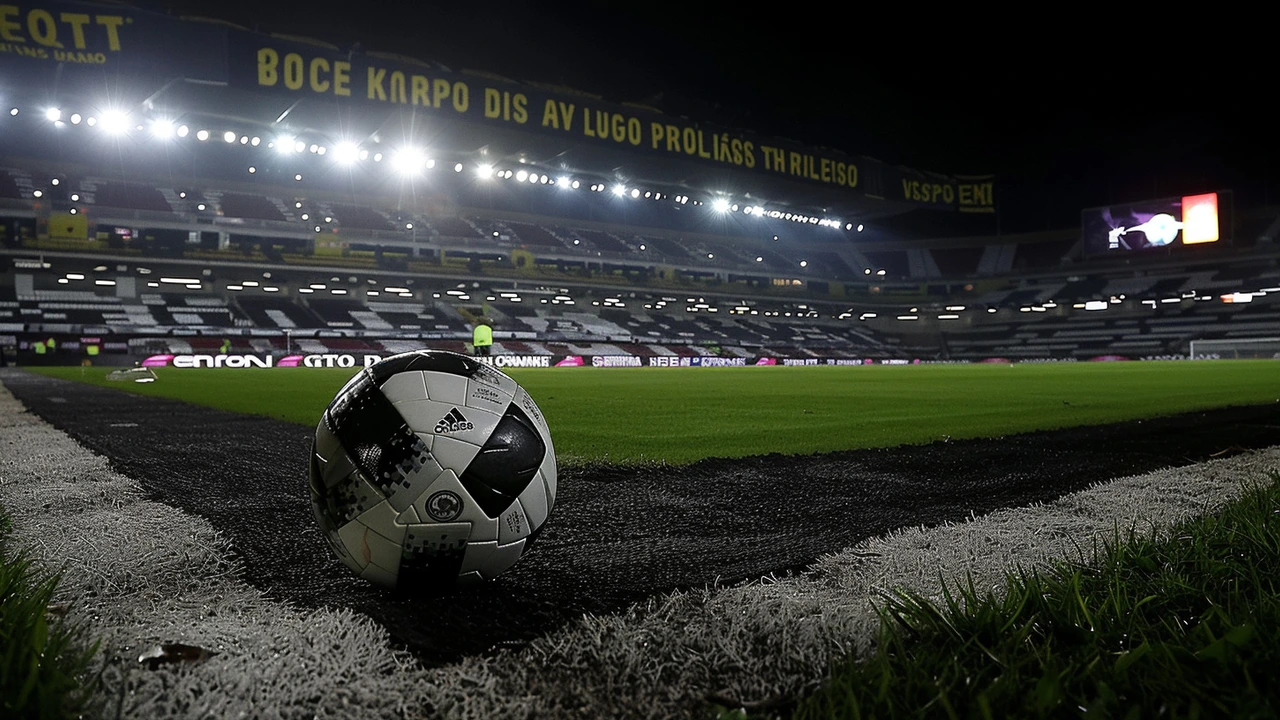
[6,296,1280,366]
[3,247,1279,364]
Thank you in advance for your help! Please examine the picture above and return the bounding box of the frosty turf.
[781,474,1280,719]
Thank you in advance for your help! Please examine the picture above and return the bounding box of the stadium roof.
[0,1,996,221]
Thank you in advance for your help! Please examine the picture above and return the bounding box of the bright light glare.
[711,198,731,213]
[149,119,175,139]
[393,148,425,175]
[612,184,626,197]
[332,142,360,165]
[45,107,61,122]
[223,130,236,143]
[477,164,494,179]
[274,136,295,155]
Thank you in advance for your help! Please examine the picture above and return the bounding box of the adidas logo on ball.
[434,408,474,434]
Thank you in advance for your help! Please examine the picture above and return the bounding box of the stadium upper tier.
[3,165,1277,293]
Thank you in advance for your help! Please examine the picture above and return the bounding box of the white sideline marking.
[0,379,1275,718]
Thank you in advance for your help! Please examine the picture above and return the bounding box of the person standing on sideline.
[472,318,493,357]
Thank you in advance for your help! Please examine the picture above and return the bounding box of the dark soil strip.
[4,369,1278,667]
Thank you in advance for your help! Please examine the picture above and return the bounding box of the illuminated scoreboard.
[1081,192,1232,256]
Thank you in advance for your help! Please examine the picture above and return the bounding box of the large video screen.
[1081,192,1229,256]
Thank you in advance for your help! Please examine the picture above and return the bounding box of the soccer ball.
[308,350,557,589]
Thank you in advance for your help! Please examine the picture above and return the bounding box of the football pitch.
[6,360,1280,718]
[29,360,1280,463]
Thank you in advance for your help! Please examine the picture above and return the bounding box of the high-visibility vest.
[473,324,493,347]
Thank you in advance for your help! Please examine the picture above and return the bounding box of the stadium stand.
[427,216,484,238]
[327,203,396,231]
[570,229,634,255]
[92,181,174,214]
[236,296,323,329]
[505,221,567,249]
[214,192,289,223]
[0,67,1274,368]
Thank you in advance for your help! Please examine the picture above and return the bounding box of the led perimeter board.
[1081,192,1232,257]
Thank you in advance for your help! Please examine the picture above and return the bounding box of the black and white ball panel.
[324,369,429,501]
[308,350,557,587]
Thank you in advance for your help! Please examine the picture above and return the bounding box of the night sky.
[150,2,1271,234]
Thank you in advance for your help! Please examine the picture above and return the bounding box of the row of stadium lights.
[23,105,866,234]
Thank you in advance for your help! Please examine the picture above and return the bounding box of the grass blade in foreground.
[779,474,1280,719]
[0,508,100,720]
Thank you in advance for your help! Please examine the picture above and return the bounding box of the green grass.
[29,361,1280,464]
[767,473,1280,720]
[0,507,99,719]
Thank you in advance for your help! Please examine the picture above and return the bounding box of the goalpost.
[1189,337,1280,360]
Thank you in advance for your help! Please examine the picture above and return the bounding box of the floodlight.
[516,169,529,182]
[333,142,360,165]
[558,176,571,188]
[45,107,60,122]
[223,130,236,143]
[711,198,731,213]
[477,164,494,179]
[629,188,640,198]
[150,119,175,139]
[393,147,425,175]
[196,129,210,141]
[857,224,865,232]
[612,184,626,197]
